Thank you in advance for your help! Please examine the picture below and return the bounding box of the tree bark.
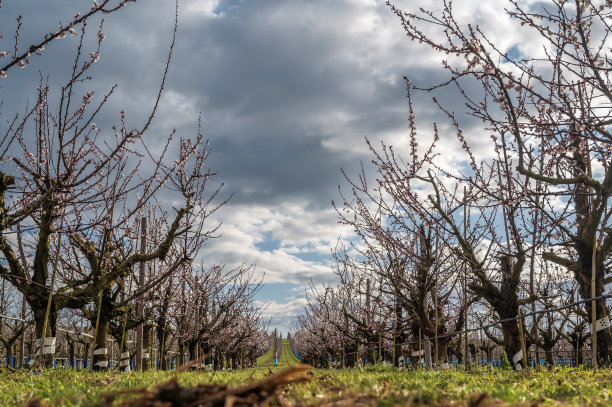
[31,301,57,368]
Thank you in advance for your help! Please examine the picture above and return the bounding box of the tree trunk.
[542,345,554,366]
[472,255,526,369]
[159,341,169,370]
[575,260,612,365]
[31,302,57,368]
[142,323,152,370]
[345,345,358,367]
[178,339,185,367]
[187,340,196,364]
[213,350,221,371]
[500,319,523,368]
[83,341,91,369]
[92,321,109,371]
[68,339,76,369]
[438,341,449,365]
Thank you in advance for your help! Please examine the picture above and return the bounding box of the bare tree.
[386,0,612,364]
[0,0,186,366]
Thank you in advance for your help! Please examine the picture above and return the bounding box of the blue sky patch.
[505,44,522,63]
[213,0,247,15]
[293,250,327,263]
[257,281,305,303]
[254,233,282,252]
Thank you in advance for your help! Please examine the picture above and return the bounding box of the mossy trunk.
[68,339,76,369]
[92,320,109,371]
[213,349,222,371]
[188,340,196,364]
[500,319,523,368]
[345,345,358,367]
[542,345,554,366]
[471,255,526,369]
[142,323,152,370]
[32,303,57,368]
[575,248,612,366]
[437,341,449,364]
[178,339,185,367]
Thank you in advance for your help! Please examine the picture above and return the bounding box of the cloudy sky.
[0,0,537,333]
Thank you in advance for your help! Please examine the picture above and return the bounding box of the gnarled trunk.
[92,320,109,371]
[31,302,57,368]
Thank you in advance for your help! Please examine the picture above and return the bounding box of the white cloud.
[183,0,221,18]
[200,200,354,284]
[256,296,309,333]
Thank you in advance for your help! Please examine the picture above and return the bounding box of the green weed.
[1,365,611,406]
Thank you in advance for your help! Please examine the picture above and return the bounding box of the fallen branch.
[96,364,312,407]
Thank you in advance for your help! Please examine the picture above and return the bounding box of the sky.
[0,0,543,333]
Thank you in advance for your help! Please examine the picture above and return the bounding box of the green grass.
[278,339,301,367]
[0,368,257,406]
[285,364,612,405]
[2,365,612,406]
[256,340,276,368]
[256,338,300,368]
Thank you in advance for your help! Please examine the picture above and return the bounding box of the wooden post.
[419,327,423,368]
[135,217,146,370]
[0,279,4,357]
[366,279,373,364]
[592,234,597,371]
[19,293,26,367]
[463,186,468,368]
[576,332,580,367]
[178,271,186,367]
[392,317,396,366]
[529,182,542,369]
[38,209,66,368]
[118,274,132,371]
[150,320,155,370]
[434,227,439,366]
[517,305,528,370]
[16,225,28,368]
[424,338,432,368]
[149,247,158,370]
[89,291,103,370]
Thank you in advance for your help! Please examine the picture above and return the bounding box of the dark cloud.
[1,0,523,330]
[208,132,355,207]
[0,0,474,210]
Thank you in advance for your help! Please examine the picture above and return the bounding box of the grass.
[256,339,301,368]
[278,339,301,367]
[1,365,612,406]
[0,368,265,406]
[3,339,612,406]
[284,364,612,405]
[256,339,277,368]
